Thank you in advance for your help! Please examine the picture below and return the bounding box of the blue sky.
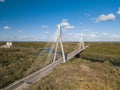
[0,0,120,41]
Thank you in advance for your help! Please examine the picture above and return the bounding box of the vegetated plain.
[0,42,46,88]
[81,42,120,64]
[27,58,120,90]
[0,42,120,89]
[0,42,77,88]
[26,42,120,90]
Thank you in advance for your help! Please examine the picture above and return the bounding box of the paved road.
[4,47,87,90]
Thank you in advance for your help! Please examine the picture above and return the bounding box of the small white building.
[0,42,13,48]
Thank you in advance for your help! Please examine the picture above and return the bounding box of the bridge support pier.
[53,25,66,63]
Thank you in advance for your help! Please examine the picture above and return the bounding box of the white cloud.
[3,26,10,30]
[0,0,5,2]
[102,32,107,36]
[64,25,74,29]
[90,32,98,38]
[117,8,120,15]
[75,33,86,37]
[112,34,119,38]
[60,19,70,26]
[59,19,74,29]
[40,25,48,28]
[91,34,97,38]
[62,19,68,22]
[18,36,26,40]
[96,13,116,22]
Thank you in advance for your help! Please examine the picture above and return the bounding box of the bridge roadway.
[4,48,85,90]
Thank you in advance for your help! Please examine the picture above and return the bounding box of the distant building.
[0,42,13,48]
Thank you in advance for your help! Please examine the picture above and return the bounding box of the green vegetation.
[0,42,77,88]
[0,42,120,89]
[26,42,120,90]
[81,42,120,64]
[0,42,46,88]
[27,58,120,90]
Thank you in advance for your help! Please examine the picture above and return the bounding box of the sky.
[0,0,120,41]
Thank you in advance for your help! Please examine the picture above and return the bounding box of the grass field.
[27,58,120,90]
[26,42,120,90]
[0,42,120,89]
[80,42,120,64]
[0,42,46,88]
[0,42,77,88]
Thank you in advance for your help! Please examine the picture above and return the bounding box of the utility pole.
[53,25,66,63]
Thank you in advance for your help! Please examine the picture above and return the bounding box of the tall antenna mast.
[53,25,66,63]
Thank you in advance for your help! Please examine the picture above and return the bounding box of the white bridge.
[4,24,88,90]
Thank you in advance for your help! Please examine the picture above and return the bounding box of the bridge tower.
[53,24,66,63]
[79,34,85,50]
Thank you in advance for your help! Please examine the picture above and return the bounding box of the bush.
[81,42,120,64]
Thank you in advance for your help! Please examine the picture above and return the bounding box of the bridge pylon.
[53,25,66,63]
[79,34,85,50]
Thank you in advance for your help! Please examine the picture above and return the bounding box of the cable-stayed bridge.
[4,24,88,90]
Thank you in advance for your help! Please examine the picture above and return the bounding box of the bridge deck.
[4,47,87,90]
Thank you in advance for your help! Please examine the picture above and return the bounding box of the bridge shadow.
[74,50,84,58]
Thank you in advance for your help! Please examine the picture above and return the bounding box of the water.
[44,48,52,53]
[114,64,120,68]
